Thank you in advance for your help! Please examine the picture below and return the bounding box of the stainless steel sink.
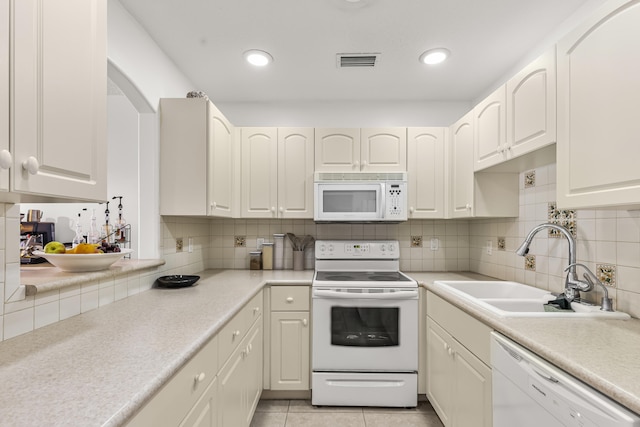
[432,280,630,320]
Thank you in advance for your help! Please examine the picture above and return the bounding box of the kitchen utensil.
[155,275,200,288]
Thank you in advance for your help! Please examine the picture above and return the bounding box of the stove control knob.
[319,244,326,253]
[388,243,396,252]
[328,244,334,252]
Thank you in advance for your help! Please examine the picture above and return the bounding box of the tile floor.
[250,399,444,427]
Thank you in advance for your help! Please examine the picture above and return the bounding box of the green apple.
[44,241,66,254]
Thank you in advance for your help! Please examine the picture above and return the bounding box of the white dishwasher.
[491,332,640,426]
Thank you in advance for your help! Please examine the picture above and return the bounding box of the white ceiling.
[118,0,598,105]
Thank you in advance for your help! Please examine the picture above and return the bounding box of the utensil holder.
[293,250,304,271]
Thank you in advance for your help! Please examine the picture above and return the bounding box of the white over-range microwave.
[314,172,408,222]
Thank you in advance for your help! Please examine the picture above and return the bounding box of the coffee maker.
[20,221,56,264]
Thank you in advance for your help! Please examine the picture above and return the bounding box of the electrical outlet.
[257,237,265,249]
[486,240,493,255]
[188,237,193,253]
[430,238,439,251]
[176,237,183,252]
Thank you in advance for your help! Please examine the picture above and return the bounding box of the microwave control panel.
[385,183,406,219]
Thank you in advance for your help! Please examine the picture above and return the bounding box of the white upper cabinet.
[473,86,507,171]
[557,0,640,209]
[160,98,234,217]
[506,48,556,159]
[407,127,446,219]
[11,0,106,202]
[360,128,407,172]
[314,128,360,172]
[241,127,314,219]
[450,112,474,218]
[277,128,314,219]
[241,128,278,218]
[315,128,406,172]
[0,0,9,193]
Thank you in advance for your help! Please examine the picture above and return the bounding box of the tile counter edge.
[22,259,166,296]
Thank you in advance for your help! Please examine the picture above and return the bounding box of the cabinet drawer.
[271,286,309,311]
[219,290,263,364]
[127,335,218,427]
[426,291,491,365]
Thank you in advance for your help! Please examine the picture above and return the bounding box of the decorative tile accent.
[234,236,246,247]
[497,237,506,251]
[524,170,536,188]
[411,236,423,248]
[547,202,577,238]
[525,254,536,271]
[596,264,616,287]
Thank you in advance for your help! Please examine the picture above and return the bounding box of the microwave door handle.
[313,289,418,299]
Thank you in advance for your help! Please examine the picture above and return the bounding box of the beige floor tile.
[288,399,364,413]
[284,412,366,427]
[363,412,444,427]
[250,412,287,427]
[256,399,291,413]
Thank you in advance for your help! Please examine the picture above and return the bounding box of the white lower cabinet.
[218,320,263,427]
[180,376,218,427]
[268,286,310,391]
[426,292,492,427]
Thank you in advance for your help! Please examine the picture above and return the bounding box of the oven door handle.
[313,289,419,300]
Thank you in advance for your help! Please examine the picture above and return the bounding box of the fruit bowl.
[32,248,133,272]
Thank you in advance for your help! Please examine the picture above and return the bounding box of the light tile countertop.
[1,269,639,426]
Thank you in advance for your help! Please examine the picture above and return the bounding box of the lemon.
[73,243,100,254]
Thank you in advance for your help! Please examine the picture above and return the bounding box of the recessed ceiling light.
[419,48,450,65]
[243,49,273,67]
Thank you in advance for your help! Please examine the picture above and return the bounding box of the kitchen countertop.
[20,258,166,296]
[415,273,640,416]
[1,269,639,426]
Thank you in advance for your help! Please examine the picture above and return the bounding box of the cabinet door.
[506,48,556,158]
[179,377,218,427]
[244,322,263,426]
[449,112,474,218]
[160,99,209,216]
[426,318,454,426]
[452,341,492,427]
[557,0,640,209]
[241,128,278,218]
[12,0,106,201]
[0,0,8,193]
[314,128,360,172]
[218,345,246,427]
[474,86,506,171]
[270,312,310,390]
[407,127,445,218]
[277,128,314,218]
[208,103,234,217]
[360,128,407,171]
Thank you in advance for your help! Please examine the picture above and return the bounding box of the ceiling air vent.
[337,53,380,68]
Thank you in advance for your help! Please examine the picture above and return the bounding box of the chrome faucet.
[565,263,614,312]
[516,223,588,301]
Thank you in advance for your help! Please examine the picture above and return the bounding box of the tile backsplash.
[4,162,640,341]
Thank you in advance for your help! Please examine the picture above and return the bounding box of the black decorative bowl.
[156,275,200,288]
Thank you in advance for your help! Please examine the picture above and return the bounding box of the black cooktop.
[314,271,412,282]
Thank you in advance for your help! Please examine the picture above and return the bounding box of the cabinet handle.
[271,207,276,214]
[447,347,454,357]
[279,206,283,213]
[465,203,471,210]
[248,343,253,353]
[409,207,414,214]
[0,150,12,170]
[353,160,359,169]
[361,160,367,169]
[212,202,217,209]
[253,307,260,314]
[22,156,39,175]
[195,372,206,383]
[286,297,294,303]
[233,330,241,339]
[303,318,308,327]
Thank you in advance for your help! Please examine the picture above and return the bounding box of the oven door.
[312,287,418,372]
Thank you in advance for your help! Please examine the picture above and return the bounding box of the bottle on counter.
[273,234,284,270]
